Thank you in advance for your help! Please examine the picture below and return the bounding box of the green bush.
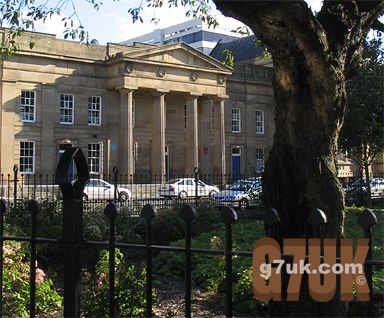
[2,241,62,317]
[150,202,221,245]
[81,249,151,317]
[153,219,266,314]
[344,207,384,259]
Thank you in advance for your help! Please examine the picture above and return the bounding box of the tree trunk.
[260,52,346,317]
[213,1,383,316]
[262,58,345,239]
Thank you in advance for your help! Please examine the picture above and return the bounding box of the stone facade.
[0,30,239,178]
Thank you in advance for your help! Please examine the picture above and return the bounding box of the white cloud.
[33,14,66,36]
[30,0,323,44]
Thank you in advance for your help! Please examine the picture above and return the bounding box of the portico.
[110,42,231,179]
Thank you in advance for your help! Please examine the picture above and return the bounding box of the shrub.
[81,249,150,317]
[153,219,266,314]
[151,202,220,245]
[344,207,384,259]
[2,241,62,317]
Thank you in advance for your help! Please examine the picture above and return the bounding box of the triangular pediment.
[123,43,231,73]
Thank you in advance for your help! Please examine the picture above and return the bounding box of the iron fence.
[1,168,383,213]
[0,147,383,317]
[0,166,265,213]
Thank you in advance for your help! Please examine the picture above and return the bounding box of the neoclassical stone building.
[0,30,275,178]
[210,35,275,177]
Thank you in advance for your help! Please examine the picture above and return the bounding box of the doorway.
[231,147,241,181]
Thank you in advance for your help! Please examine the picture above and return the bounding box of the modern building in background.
[121,18,243,54]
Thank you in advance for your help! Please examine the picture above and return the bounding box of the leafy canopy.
[340,37,384,167]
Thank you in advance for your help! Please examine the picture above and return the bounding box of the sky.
[31,0,323,45]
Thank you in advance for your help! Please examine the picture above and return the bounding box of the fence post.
[12,165,18,212]
[104,202,118,317]
[308,208,327,238]
[263,208,282,316]
[55,147,89,318]
[219,207,237,318]
[263,208,281,241]
[307,208,327,316]
[112,167,118,203]
[28,199,40,318]
[357,208,377,317]
[179,204,196,318]
[194,167,199,206]
[0,199,7,317]
[141,204,157,318]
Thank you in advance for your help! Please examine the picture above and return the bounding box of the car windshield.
[228,181,253,191]
[348,179,366,188]
[166,179,179,185]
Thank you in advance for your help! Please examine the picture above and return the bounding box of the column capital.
[151,89,169,96]
[118,87,137,93]
[190,92,203,97]
[214,94,229,101]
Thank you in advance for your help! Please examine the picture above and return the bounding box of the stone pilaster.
[213,98,226,177]
[151,90,166,181]
[119,89,135,176]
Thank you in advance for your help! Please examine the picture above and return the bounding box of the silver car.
[159,178,219,199]
[83,179,131,201]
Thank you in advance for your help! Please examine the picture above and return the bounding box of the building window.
[60,93,74,124]
[88,96,101,126]
[19,141,35,174]
[231,108,241,132]
[256,110,264,134]
[255,147,264,173]
[20,90,36,122]
[88,143,102,174]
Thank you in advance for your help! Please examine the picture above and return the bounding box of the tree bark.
[213,1,383,316]
[214,0,350,237]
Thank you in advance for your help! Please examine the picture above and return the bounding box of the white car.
[159,178,219,199]
[83,179,131,201]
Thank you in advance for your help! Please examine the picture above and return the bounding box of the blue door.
[232,148,241,181]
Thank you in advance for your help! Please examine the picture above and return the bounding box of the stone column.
[119,89,135,177]
[185,94,199,175]
[151,90,166,181]
[199,97,212,175]
[213,98,226,177]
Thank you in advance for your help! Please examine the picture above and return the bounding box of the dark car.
[344,178,384,204]
[211,178,262,210]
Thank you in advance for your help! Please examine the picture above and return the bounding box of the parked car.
[211,178,262,210]
[344,177,384,203]
[83,179,131,201]
[159,178,219,199]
